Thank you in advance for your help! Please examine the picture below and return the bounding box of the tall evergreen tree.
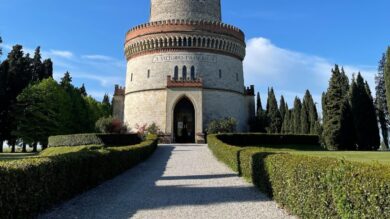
[0,36,2,57]
[42,59,53,78]
[281,104,291,133]
[302,90,319,134]
[256,92,261,114]
[375,53,389,149]
[322,65,355,150]
[292,97,302,134]
[300,100,310,134]
[31,47,43,82]
[254,92,267,132]
[79,84,87,96]
[384,47,390,114]
[279,96,286,122]
[350,73,380,150]
[266,88,282,133]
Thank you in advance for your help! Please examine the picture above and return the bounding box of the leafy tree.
[266,88,282,133]
[375,53,389,149]
[13,79,72,150]
[292,97,302,134]
[322,65,355,150]
[95,116,127,134]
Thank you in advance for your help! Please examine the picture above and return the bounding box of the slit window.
[131,73,133,82]
[147,70,150,78]
[174,66,179,80]
[182,66,187,80]
[219,70,222,79]
[236,73,239,81]
[191,66,195,80]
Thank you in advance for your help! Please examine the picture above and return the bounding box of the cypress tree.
[300,100,310,134]
[266,88,282,133]
[42,59,53,79]
[375,53,389,149]
[350,73,380,150]
[281,104,291,133]
[322,65,355,150]
[384,47,390,115]
[279,95,286,122]
[292,97,302,134]
[256,92,261,114]
[79,84,87,96]
[0,36,2,57]
[302,90,319,134]
[31,47,43,82]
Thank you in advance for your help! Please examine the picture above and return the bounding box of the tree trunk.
[11,142,16,153]
[22,143,27,153]
[32,142,38,153]
[0,139,3,153]
[42,143,48,150]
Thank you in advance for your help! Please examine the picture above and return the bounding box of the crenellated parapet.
[114,85,125,96]
[125,19,246,61]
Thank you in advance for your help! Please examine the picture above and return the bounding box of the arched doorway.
[174,97,195,143]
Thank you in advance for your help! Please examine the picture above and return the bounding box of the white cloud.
[244,37,377,108]
[48,50,74,59]
[82,54,113,61]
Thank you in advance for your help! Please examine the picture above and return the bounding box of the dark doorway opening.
[174,97,195,143]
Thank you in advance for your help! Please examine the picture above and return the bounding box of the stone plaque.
[152,54,217,63]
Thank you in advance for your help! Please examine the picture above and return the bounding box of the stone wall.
[125,52,244,94]
[150,0,221,22]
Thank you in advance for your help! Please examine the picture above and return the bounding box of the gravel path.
[40,144,295,219]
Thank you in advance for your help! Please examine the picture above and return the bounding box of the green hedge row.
[0,138,157,218]
[48,133,141,147]
[217,133,320,146]
[208,134,390,219]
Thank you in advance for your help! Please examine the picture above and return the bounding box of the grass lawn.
[245,144,390,164]
[0,153,38,161]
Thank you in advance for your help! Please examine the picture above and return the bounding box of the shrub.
[206,117,237,134]
[48,133,141,147]
[146,122,161,135]
[95,116,128,134]
[208,134,390,219]
[0,137,158,218]
[217,133,320,146]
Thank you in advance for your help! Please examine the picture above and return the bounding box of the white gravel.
[40,144,295,219]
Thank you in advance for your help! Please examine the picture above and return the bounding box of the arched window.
[182,66,187,80]
[191,66,195,80]
[174,66,179,80]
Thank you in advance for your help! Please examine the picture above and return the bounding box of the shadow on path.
[40,145,275,219]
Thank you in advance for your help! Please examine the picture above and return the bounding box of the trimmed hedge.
[208,134,390,219]
[217,133,320,146]
[48,133,141,147]
[0,137,157,218]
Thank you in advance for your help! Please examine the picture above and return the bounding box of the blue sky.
[0,0,389,107]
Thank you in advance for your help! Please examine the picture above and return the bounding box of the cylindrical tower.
[123,0,254,143]
[150,0,222,22]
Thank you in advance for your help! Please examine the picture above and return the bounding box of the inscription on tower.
[152,54,217,63]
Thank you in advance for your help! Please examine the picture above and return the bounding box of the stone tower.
[114,0,255,143]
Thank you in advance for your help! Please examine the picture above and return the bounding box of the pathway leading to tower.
[40,144,295,219]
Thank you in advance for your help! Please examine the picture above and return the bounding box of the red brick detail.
[126,48,243,61]
[167,76,203,88]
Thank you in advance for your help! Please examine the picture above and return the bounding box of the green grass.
[38,145,103,157]
[0,153,38,161]
[243,144,390,164]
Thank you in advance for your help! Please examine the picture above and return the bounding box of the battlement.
[114,85,125,96]
[126,19,243,37]
[245,85,255,96]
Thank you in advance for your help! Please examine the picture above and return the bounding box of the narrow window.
[147,69,150,78]
[236,73,239,81]
[174,66,179,80]
[191,66,195,80]
[182,66,187,80]
[131,73,133,82]
[219,70,222,79]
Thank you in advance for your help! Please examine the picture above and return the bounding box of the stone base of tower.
[122,87,254,143]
